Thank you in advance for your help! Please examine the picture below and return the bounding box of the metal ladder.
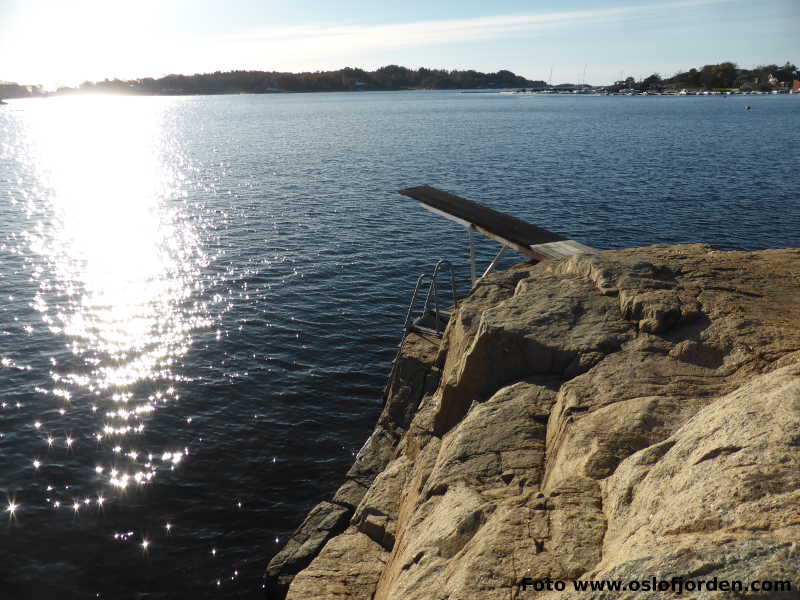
[382,260,459,401]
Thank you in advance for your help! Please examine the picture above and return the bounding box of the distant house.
[792,80,800,91]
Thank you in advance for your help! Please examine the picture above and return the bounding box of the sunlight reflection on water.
[18,96,209,491]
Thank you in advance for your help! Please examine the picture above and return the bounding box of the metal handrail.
[402,273,435,337]
[383,273,433,400]
[381,261,460,402]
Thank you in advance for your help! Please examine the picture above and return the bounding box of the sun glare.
[21,96,203,389]
[2,1,176,88]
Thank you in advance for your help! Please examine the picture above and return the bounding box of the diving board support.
[468,226,476,286]
[477,244,507,285]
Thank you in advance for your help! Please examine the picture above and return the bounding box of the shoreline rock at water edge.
[266,244,800,599]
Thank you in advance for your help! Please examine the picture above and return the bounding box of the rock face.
[267,244,800,599]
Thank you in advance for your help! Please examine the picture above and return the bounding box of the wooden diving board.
[399,185,595,262]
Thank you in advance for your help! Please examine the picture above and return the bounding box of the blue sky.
[0,0,796,88]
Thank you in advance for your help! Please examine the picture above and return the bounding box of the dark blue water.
[0,91,798,599]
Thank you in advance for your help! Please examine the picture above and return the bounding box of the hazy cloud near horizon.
[0,0,795,87]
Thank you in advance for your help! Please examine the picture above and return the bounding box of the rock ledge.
[266,244,800,599]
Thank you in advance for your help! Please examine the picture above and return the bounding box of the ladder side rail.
[430,260,459,333]
[403,274,434,334]
[442,260,459,312]
[383,273,434,401]
[421,273,437,318]
[430,278,439,331]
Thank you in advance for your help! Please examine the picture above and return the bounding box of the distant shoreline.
[2,61,796,100]
[495,89,799,96]
[3,88,797,102]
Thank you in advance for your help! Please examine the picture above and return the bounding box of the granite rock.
[272,245,800,599]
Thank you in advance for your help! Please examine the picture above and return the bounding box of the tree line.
[3,61,796,98]
[0,82,44,99]
[48,66,543,96]
[609,61,797,92]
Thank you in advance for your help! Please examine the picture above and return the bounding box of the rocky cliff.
[266,244,800,599]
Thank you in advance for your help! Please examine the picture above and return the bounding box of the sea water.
[0,91,798,598]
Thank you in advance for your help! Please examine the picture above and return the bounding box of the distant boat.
[0,99,7,105]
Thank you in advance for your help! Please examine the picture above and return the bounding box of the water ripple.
[0,92,798,598]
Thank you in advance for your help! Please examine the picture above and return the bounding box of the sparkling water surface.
[0,91,798,598]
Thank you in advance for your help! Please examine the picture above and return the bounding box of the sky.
[0,0,797,89]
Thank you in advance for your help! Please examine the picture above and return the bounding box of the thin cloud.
[211,0,734,56]
[1,0,738,85]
